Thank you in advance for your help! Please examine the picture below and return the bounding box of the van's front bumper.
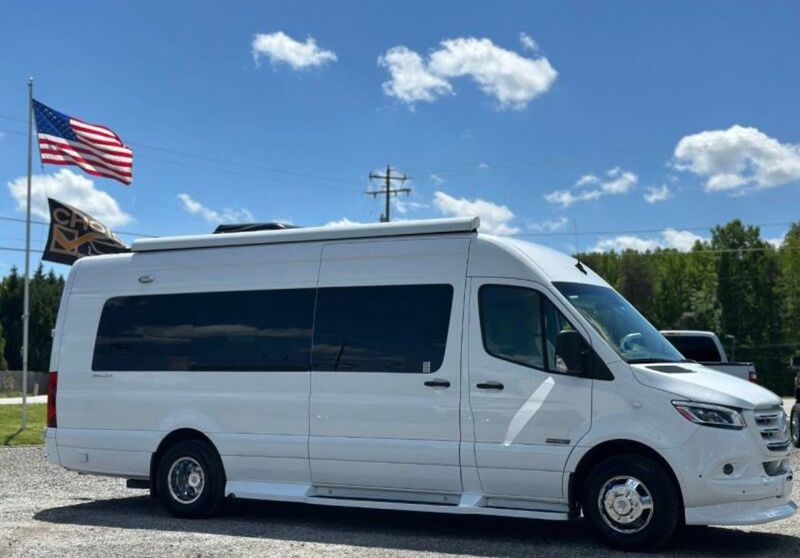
[663,418,795,526]
[686,497,796,526]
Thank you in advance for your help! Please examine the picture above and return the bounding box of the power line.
[516,221,795,238]
[0,118,361,191]
[366,165,410,223]
[0,215,157,238]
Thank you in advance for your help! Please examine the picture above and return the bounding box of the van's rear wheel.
[582,454,680,551]
[790,403,800,448]
[156,439,225,518]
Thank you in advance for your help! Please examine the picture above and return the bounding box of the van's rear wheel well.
[569,440,683,518]
[149,429,221,498]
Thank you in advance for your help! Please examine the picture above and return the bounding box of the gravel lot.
[0,447,797,557]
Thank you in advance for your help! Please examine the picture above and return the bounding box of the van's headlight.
[672,401,745,430]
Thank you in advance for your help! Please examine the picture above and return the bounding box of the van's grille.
[753,406,791,452]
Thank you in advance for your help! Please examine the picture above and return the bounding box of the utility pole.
[366,165,410,222]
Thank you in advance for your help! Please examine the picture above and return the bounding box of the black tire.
[582,454,681,551]
[790,403,800,448]
[156,439,226,518]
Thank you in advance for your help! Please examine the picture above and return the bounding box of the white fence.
[1,370,49,395]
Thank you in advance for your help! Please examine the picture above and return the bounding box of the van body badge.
[546,438,571,445]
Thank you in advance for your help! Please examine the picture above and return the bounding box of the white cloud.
[325,217,365,227]
[478,162,489,170]
[590,228,705,253]
[661,228,704,251]
[519,32,539,52]
[393,198,427,215]
[429,173,445,185]
[177,193,254,224]
[673,125,800,193]
[379,36,557,109]
[766,237,784,249]
[433,191,518,235]
[643,184,672,204]
[575,174,599,187]
[252,31,337,70]
[528,216,569,233]
[545,167,638,207]
[7,169,131,227]
[378,46,453,104]
[591,236,660,253]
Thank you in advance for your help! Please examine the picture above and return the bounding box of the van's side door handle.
[424,379,451,388]
[476,381,504,390]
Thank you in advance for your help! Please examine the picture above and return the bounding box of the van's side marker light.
[503,376,555,446]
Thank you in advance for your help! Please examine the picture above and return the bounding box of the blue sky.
[1,0,799,273]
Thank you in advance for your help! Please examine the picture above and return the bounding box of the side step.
[126,478,150,490]
[225,481,570,521]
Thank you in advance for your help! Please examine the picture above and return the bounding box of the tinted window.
[479,285,545,369]
[663,335,722,362]
[93,289,315,371]
[479,285,609,378]
[543,296,578,372]
[312,284,453,373]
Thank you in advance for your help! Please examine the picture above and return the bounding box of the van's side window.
[92,289,315,372]
[312,284,453,373]
[479,285,545,369]
[479,285,589,375]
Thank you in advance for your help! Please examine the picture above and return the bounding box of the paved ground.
[0,446,798,557]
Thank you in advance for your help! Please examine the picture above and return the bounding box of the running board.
[225,481,570,521]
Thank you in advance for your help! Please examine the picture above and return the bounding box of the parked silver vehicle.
[660,330,757,383]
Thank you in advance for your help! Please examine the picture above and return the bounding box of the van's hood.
[630,362,781,410]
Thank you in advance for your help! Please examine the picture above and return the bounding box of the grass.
[0,391,24,398]
[0,404,45,446]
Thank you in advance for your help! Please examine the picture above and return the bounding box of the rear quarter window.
[663,335,722,362]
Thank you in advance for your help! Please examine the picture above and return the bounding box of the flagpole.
[21,77,33,430]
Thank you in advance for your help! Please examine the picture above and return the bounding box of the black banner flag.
[42,198,129,265]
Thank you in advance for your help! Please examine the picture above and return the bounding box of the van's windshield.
[553,282,684,364]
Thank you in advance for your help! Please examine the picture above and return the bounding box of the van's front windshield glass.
[553,282,684,364]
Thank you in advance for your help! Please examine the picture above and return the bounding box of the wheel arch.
[149,428,223,497]
[568,439,684,517]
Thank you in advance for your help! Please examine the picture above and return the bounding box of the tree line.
[0,219,798,393]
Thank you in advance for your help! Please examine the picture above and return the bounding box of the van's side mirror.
[555,330,588,375]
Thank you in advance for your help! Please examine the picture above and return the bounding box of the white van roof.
[131,217,480,253]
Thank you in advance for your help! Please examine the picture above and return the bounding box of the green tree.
[0,324,8,371]
[778,223,800,371]
[0,266,23,370]
[711,221,786,392]
[0,265,65,372]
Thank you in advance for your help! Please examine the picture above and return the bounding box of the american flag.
[33,100,133,185]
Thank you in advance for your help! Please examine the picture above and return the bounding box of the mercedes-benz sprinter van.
[45,217,795,550]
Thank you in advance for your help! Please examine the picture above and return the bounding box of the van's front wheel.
[582,454,680,551]
[156,439,225,518]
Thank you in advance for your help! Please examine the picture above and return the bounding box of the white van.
[45,217,795,550]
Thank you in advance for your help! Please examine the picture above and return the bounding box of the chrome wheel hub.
[167,457,205,504]
[598,476,654,533]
